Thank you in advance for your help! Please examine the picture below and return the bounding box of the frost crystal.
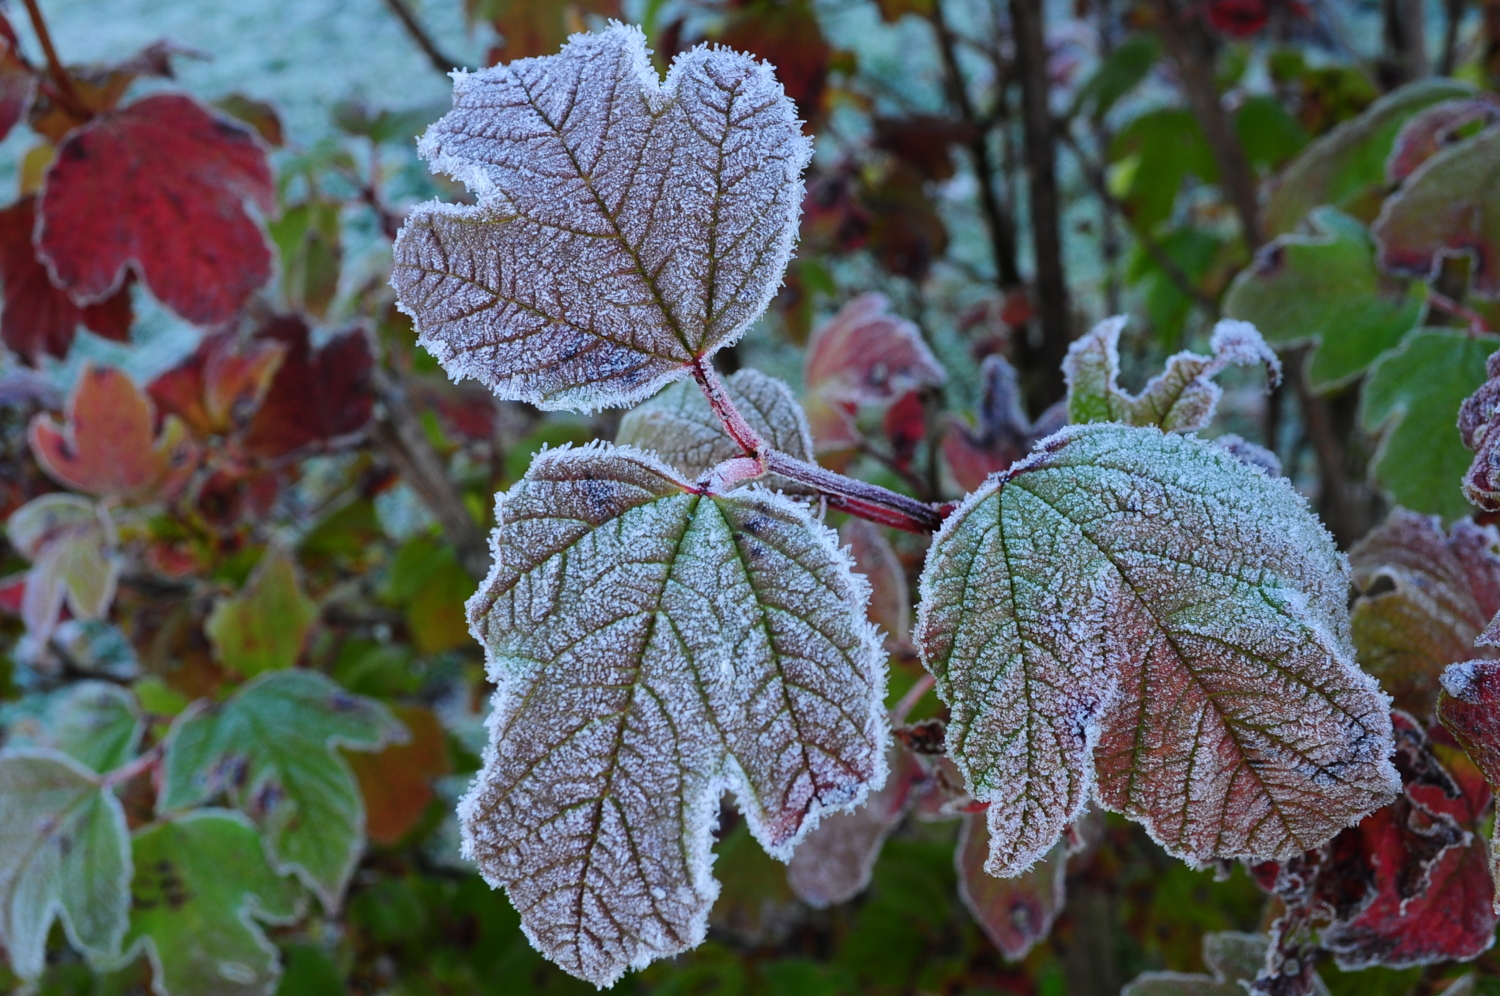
[916,423,1397,875]
[460,443,885,985]
[1064,316,1280,433]
[391,25,813,412]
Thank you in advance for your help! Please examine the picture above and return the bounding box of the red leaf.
[840,518,910,643]
[148,331,287,438]
[1201,0,1271,37]
[872,115,977,182]
[241,315,374,459]
[1440,659,1500,800]
[0,197,133,364]
[29,364,198,502]
[882,390,926,469]
[806,293,946,405]
[1387,97,1500,185]
[36,94,275,325]
[718,0,833,130]
[1459,349,1500,512]
[941,354,1065,493]
[956,812,1065,961]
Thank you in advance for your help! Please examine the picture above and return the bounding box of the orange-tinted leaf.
[29,364,197,503]
[0,197,133,365]
[942,353,1065,493]
[1349,510,1500,718]
[956,812,1065,961]
[213,93,284,147]
[241,316,374,459]
[347,704,450,845]
[1459,349,1500,512]
[147,331,287,438]
[36,94,275,325]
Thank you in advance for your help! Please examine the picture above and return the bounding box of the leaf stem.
[20,0,88,120]
[380,0,463,76]
[690,358,765,456]
[1428,290,1494,336]
[102,743,163,789]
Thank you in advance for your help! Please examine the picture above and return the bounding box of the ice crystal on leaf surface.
[460,443,885,986]
[391,24,812,412]
[916,424,1398,876]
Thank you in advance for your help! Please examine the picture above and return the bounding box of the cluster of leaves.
[5,0,1500,995]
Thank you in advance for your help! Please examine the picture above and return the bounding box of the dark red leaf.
[1459,349,1500,512]
[1201,0,1271,37]
[148,331,287,438]
[241,316,374,459]
[872,115,977,182]
[36,94,275,326]
[0,197,133,364]
[882,390,926,469]
[956,812,1065,961]
[1439,659,1500,799]
[718,0,833,130]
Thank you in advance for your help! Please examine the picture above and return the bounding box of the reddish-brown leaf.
[469,0,621,61]
[718,0,833,130]
[241,316,374,459]
[806,292,945,407]
[148,331,287,438]
[882,390,926,469]
[1459,349,1500,512]
[1349,510,1500,717]
[956,812,1065,961]
[942,353,1065,493]
[1439,658,1500,800]
[36,94,275,325]
[347,705,450,846]
[0,197,133,364]
[873,115,977,182]
[29,364,197,503]
[1386,96,1500,184]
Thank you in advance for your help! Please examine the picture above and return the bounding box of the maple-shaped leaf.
[0,681,142,774]
[205,546,317,677]
[916,424,1397,876]
[35,94,275,325]
[346,704,451,846]
[1122,932,1330,996]
[1374,123,1500,299]
[0,196,132,365]
[147,331,287,438]
[785,744,925,907]
[803,293,947,451]
[0,749,131,979]
[240,316,374,459]
[159,669,406,910]
[1264,78,1475,236]
[1362,329,1499,521]
[1223,208,1423,391]
[956,812,1065,962]
[1349,510,1500,718]
[840,518,910,644]
[121,810,302,996]
[391,25,811,412]
[6,493,119,642]
[29,364,198,503]
[615,367,815,485]
[459,442,885,984]
[942,354,1066,493]
[1064,316,1279,433]
[1459,349,1500,511]
[1386,96,1500,184]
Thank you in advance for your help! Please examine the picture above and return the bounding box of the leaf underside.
[460,442,885,986]
[391,25,812,412]
[916,423,1398,876]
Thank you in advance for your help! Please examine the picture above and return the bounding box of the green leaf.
[159,670,406,910]
[1362,329,1500,521]
[461,442,885,985]
[123,811,302,996]
[1234,94,1309,172]
[205,546,318,676]
[382,536,475,655]
[1070,34,1160,121]
[1265,78,1475,236]
[268,200,342,319]
[1122,931,1329,996]
[1124,227,1225,345]
[1223,207,1423,390]
[915,424,1397,875]
[0,749,131,978]
[1109,109,1217,232]
[6,493,119,642]
[0,681,142,773]
[1063,316,1278,433]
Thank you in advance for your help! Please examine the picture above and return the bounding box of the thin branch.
[19,0,88,119]
[381,0,464,75]
[1440,0,1466,76]
[371,368,491,581]
[1429,290,1494,335]
[1286,347,1355,544]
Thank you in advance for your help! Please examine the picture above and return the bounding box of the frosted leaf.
[0,749,131,979]
[1064,316,1280,433]
[391,25,812,412]
[460,442,885,985]
[615,367,814,491]
[6,493,119,644]
[916,424,1398,875]
[1122,932,1330,996]
[0,681,143,774]
[956,812,1065,961]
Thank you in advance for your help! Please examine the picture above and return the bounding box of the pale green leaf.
[205,546,317,676]
[461,442,885,985]
[391,25,813,412]
[1223,207,1423,391]
[1362,329,1500,521]
[1123,931,1330,996]
[6,493,119,641]
[1063,316,1278,433]
[616,367,815,486]
[123,811,302,996]
[0,681,142,774]
[0,749,131,978]
[159,670,406,910]
[915,424,1397,875]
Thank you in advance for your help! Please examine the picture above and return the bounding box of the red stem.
[19,0,88,120]
[1428,291,1494,336]
[691,358,765,455]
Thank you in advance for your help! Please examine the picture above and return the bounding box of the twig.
[19,0,88,119]
[102,744,163,789]
[1286,347,1355,544]
[371,368,491,581]
[690,358,766,456]
[1429,290,1494,335]
[1010,0,1073,407]
[380,0,463,75]
[1440,0,1466,76]
[890,673,936,725]
[1152,0,1265,248]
